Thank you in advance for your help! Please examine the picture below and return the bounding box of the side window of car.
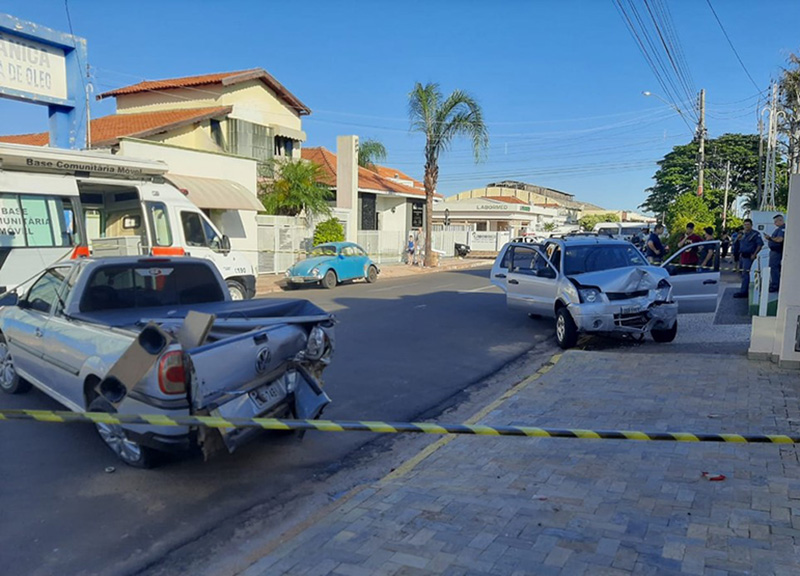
[511,247,537,275]
[25,268,68,314]
[549,247,562,272]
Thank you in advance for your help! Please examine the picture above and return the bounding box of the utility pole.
[763,83,783,211]
[722,160,730,230]
[757,114,764,202]
[696,89,706,196]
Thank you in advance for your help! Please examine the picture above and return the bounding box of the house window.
[360,194,377,231]
[227,119,273,162]
[210,119,225,148]
[274,136,295,157]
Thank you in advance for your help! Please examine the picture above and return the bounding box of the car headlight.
[311,267,320,277]
[305,326,327,361]
[578,287,602,303]
[285,268,292,277]
[655,279,672,302]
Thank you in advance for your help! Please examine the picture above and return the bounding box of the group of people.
[639,214,787,300]
[406,228,425,266]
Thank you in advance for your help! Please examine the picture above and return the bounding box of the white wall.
[117,139,260,269]
[376,196,407,232]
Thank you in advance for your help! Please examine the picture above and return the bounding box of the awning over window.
[166,174,264,212]
[272,125,306,142]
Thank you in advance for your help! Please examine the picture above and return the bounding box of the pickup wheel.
[366,265,378,283]
[88,398,155,469]
[651,321,678,343]
[321,270,337,290]
[226,280,247,301]
[555,307,578,350]
[0,334,30,395]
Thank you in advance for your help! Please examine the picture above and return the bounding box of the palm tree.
[409,83,489,266]
[358,139,388,170]
[259,159,332,222]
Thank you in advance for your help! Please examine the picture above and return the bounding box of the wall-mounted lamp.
[391,207,396,213]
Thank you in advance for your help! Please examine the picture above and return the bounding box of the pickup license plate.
[620,305,642,314]
[248,381,287,411]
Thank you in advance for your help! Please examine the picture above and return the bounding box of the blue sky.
[1,0,797,211]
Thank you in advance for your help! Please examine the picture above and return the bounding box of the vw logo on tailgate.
[255,347,272,374]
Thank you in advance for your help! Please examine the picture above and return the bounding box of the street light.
[642,91,683,118]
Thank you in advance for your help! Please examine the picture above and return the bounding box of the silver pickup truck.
[0,257,334,468]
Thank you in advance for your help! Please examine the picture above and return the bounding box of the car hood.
[568,266,669,292]
[290,256,336,274]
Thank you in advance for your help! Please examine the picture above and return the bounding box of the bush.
[313,219,345,246]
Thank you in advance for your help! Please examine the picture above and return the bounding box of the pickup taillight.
[158,351,187,395]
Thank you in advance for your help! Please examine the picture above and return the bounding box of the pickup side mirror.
[0,292,19,307]
[221,234,231,254]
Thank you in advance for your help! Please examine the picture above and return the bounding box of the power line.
[704,0,761,92]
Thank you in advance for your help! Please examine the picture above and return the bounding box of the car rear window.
[79,263,225,312]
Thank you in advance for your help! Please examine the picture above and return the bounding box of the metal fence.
[256,215,312,274]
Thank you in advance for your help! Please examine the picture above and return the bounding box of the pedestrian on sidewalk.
[732,227,742,271]
[733,218,764,299]
[414,227,424,266]
[763,214,785,293]
[406,233,415,265]
[645,223,668,264]
[677,222,702,271]
[721,230,731,260]
[699,226,716,269]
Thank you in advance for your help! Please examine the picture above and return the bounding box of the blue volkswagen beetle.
[286,242,380,289]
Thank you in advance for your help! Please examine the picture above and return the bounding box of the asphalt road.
[0,266,555,576]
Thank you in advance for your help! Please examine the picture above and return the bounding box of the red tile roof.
[483,196,529,205]
[0,107,232,147]
[97,68,311,115]
[372,165,424,190]
[302,147,436,198]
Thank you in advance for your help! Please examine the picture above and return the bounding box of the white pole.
[759,264,770,317]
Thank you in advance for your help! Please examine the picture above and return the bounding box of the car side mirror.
[221,234,231,254]
[0,292,19,307]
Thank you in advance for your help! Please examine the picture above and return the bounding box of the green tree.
[640,133,782,222]
[358,139,388,170]
[409,82,489,266]
[779,51,800,174]
[313,218,345,246]
[664,193,714,251]
[259,159,332,220]
[578,212,620,231]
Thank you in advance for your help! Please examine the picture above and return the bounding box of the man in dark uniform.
[733,218,764,299]
[645,223,668,264]
[764,214,785,293]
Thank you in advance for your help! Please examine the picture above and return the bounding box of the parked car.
[0,257,335,468]
[490,236,720,349]
[286,242,379,289]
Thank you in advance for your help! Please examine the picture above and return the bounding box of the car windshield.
[310,246,337,257]
[564,245,648,276]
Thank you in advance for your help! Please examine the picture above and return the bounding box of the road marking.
[458,285,498,293]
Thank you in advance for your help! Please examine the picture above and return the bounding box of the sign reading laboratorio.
[0,30,67,101]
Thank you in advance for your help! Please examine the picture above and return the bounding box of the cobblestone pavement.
[256,259,494,295]
[241,347,800,576]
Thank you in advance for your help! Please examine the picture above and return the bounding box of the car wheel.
[226,280,247,301]
[88,397,155,469]
[366,265,378,283]
[322,270,337,290]
[555,307,578,349]
[651,321,678,343]
[0,333,30,394]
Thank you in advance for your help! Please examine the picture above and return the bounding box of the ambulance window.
[146,202,172,247]
[181,212,206,247]
[200,216,222,250]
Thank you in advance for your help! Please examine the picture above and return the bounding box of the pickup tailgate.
[186,311,333,452]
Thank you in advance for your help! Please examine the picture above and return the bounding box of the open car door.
[490,243,513,291]
[505,245,559,316]
[661,241,721,313]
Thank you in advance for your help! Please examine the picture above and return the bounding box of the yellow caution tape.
[1,409,798,444]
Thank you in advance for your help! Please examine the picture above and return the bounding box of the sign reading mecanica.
[0,30,67,101]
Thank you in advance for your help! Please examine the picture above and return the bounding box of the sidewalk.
[240,339,800,575]
[256,258,495,295]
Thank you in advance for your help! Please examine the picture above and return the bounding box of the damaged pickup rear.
[0,256,335,468]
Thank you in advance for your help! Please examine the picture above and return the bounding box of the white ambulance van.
[0,142,257,299]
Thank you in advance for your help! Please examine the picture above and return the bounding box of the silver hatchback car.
[491,235,721,348]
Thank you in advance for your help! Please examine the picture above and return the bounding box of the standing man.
[733,218,764,299]
[763,214,785,293]
[677,223,702,271]
[699,226,716,268]
[645,224,669,264]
